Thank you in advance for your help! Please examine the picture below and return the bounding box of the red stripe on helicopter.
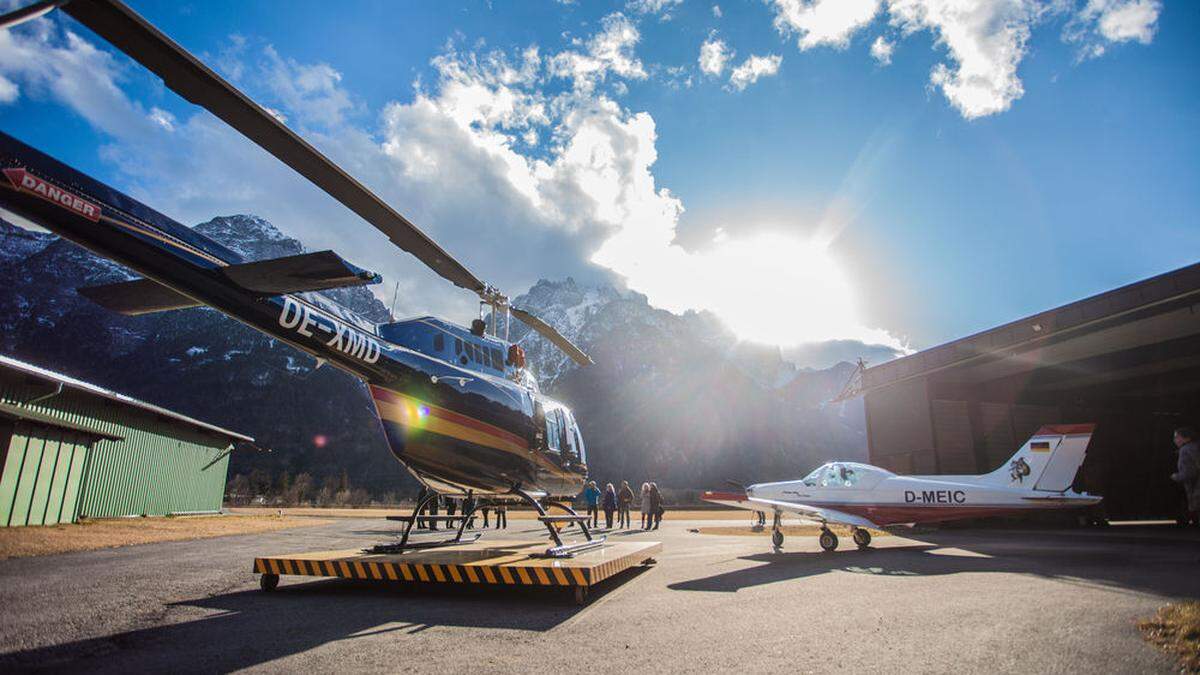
[369,385,528,450]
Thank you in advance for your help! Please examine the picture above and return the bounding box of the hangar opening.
[860,262,1200,521]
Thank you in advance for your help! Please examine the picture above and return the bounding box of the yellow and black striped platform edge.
[253,544,659,588]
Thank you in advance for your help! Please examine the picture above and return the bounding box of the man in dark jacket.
[617,481,634,530]
[1171,426,1200,525]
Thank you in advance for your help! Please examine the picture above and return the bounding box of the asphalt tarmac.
[1,517,1198,673]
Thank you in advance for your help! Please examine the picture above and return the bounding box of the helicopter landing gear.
[852,527,871,550]
[818,527,839,552]
[771,529,784,549]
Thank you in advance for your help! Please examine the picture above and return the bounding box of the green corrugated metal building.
[0,353,252,526]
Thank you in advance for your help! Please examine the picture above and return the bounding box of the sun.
[696,233,863,345]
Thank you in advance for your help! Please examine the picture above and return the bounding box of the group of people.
[582,480,664,530]
[414,487,508,531]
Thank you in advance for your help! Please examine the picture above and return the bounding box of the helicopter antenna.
[388,281,400,321]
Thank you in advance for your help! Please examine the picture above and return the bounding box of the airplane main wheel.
[853,528,871,549]
[818,529,838,552]
[772,530,784,548]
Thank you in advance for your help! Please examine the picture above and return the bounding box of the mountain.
[509,278,867,488]
[0,215,867,498]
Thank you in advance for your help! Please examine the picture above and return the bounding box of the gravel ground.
[1,518,1197,673]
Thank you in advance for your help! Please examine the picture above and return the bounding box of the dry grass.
[0,515,333,560]
[228,506,753,520]
[1139,602,1200,672]
[696,524,890,537]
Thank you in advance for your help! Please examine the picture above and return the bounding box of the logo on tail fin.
[1009,457,1031,483]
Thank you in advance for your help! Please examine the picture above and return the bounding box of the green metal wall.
[0,422,91,526]
[0,371,233,524]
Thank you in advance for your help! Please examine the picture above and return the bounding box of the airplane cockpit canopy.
[801,462,892,490]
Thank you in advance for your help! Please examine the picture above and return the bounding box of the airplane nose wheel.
[771,529,784,549]
[818,528,839,552]
[852,528,871,550]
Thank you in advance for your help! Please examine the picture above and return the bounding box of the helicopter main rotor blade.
[61,0,487,295]
[509,306,593,367]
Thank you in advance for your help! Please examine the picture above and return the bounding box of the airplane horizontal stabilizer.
[219,250,380,295]
[77,278,202,315]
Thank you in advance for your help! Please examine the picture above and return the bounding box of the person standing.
[583,481,601,528]
[617,481,634,529]
[1171,426,1200,526]
[649,482,663,530]
[415,485,430,529]
[496,503,508,529]
[446,496,458,529]
[640,482,652,530]
[602,483,617,529]
[464,490,477,529]
[428,492,441,531]
[480,504,491,529]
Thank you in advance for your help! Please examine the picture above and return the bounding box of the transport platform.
[253,539,661,604]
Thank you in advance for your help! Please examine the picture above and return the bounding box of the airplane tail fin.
[976,424,1096,492]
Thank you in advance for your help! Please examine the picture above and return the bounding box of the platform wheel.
[818,529,839,552]
[260,573,280,592]
[771,529,784,549]
[853,528,871,550]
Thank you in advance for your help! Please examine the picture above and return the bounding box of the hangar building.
[0,354,252,526]
[861,262,1200,520]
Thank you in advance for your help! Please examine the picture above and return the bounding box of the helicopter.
[0,0,601,557]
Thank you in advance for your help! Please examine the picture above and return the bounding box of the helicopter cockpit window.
[433,333,444,352]
[561,411,578,461]
[490,347,504,370]
[544,408,562,453]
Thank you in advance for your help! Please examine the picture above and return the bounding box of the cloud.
[869,36,894,65]
[1,10,903,354]
[698,34,733,76]
[762,0,1160,119]
[549,12,647,91]
[625,0,683,20]
[727,54,783,91]
[1065,0,1161,60]
[0,74,17,104]
[771,0,881,50]
[888,0,1042,119]
[712,5,723,18]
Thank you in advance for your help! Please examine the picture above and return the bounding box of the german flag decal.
[1031,441,1052,452]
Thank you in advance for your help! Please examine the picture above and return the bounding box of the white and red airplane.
[704,424,1102,552]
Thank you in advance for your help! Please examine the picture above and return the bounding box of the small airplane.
[704,424,1102,552]
[0,0,598,557]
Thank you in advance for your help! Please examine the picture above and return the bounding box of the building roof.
[0,353,254,443]
[862,261,1200,392]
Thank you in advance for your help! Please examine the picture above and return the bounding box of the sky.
[1,0,1197,367]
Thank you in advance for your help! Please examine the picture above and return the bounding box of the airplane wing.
[703,491,880,529]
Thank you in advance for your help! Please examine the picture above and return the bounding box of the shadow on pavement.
[0,567,651,672]
[669,527,1200,597]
